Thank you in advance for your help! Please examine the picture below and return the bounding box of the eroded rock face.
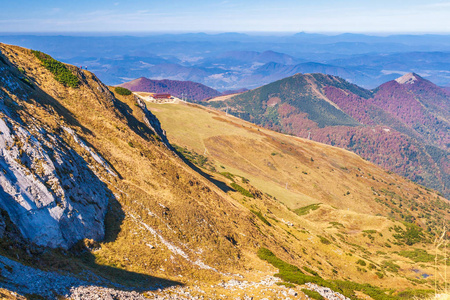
[136,96,172,150]
[0,112,111,248]
[0,54,112,249]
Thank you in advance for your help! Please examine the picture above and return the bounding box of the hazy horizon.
[1,31,450,37]
[1,0,450,34]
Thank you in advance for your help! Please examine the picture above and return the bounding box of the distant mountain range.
[118,77,221,101]
[210,72,450,198]
[2,33,450,90]
[2,43,450,299]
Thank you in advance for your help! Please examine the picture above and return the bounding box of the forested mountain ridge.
[211,72,449,198]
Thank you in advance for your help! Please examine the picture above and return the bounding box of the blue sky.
[1,0,449,33]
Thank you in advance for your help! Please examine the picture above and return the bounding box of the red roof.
[150,93,171,99]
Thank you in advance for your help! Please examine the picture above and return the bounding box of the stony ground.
[0,254,350,300]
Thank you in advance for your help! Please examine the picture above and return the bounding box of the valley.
[206,73,449,200]
[0,43,449,300]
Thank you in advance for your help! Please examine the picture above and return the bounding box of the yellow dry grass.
[1,43,449,296]
[207,93,243,102]
[144,99,449,290]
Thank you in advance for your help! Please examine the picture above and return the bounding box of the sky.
[1,0,450,34]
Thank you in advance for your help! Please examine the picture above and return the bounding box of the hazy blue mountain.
[2,33,449,90]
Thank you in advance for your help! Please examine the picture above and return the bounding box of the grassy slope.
[216,73,449,199]
[0,44,263,284]
[146,98,450,293]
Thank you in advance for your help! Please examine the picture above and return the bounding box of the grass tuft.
[294,203,321,216]
[231,183,254,198]
[250,210,271,226]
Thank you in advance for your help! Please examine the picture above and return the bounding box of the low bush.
[257,247,422,300]
[392,224,424,245]
[115,86,132,96]
[301,289,324,300]
[32,50,79,88]
[250,210,271,226]
[318,235,332,245]
[173,145,213,169]
[294,203,321,216]
[303,266,320,277]
[397,248,434,263]
[231,183,254,198]
[356,259,366,266]
[382,260,400,273]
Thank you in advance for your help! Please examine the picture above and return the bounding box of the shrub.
[397,289,433,299]
[393,224,423,245]
[173,145,213,169]
[231,183,254,198]
[382,260,400,273]
[250,210,271,226]
[257,247,414,300]
[219,172,235,181]
[19,77,34,88]
[303,266,320,277]
[318,235,331,245]
[302,289,325,300]
[114,86,132,96]
[356,259,366,266]
[257,248,304,274]
[397,249,434,263]
[329,222,344,228]
[31,50,79,88]
[276,282,295,288]
[294,203,321,216]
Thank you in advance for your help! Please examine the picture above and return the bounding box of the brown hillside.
[1,43,449,299]
[119,77,221,101]
[213,73,449,199]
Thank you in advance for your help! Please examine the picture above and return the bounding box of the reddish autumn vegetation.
[119,77,221,101]
[219,73,449,198]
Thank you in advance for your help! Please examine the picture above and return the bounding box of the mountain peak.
[119,77,220,101]
[395,73,419,85]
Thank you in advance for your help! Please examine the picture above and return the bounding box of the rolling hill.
[1,43,449,299]
[144,95,450,298]
[4,33,450,91]
[118,77,221,101]
[209,73,450,199]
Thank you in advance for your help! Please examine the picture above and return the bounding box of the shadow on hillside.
[0,55,93,136]
[70,197,182,291]
[0,176,181,297]
[113,97,157,142]
[112,96,232,194]
[0,156,181,298]
[173,149,233,194]
[0,52,182,296]
[78,252,182,291]
[76,191,182,290]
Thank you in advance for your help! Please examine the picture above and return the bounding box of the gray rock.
[0,65,112,249]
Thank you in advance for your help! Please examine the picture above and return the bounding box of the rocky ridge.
[0,43,449,300]
[0,50,113,248]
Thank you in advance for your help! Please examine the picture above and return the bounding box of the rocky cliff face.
[135,96,172,149]
[0,46,114,249]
